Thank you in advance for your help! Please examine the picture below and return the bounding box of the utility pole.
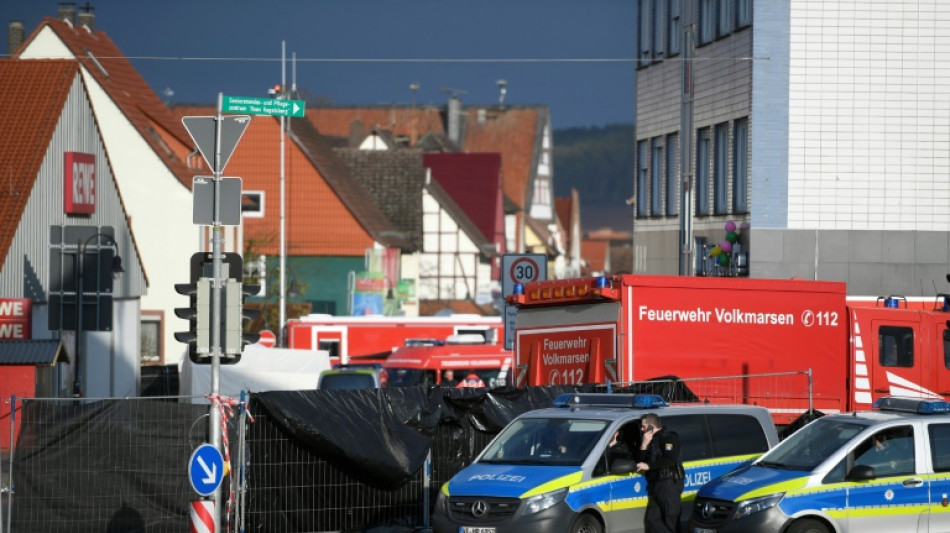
[279,41,287,347]
[679,0,697,276]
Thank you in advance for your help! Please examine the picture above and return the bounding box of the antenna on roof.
[439,86,467,98]
[409,81,420,107]
[497,79,508,107]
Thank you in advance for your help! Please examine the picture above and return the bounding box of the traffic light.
[174,278,212,363]
[222,279,261,363]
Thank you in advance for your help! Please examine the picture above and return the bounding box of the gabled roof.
[423,153,504,253]
[335,149,426,251]
[461,106,547,213]
[289,118,409,250]
[0,60,77,261]
[18,18,195,189]
[0,340,68,366]
[425,179,496,257]
[306,104,548,213]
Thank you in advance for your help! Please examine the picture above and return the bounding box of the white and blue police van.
[432,393,779,533]
[690,396,950,533]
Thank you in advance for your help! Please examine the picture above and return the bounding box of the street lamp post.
[73,233,123,397]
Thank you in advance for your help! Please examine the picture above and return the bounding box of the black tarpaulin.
[250,385,581,486]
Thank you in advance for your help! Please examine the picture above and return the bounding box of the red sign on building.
[0,298,32,340]
[64,152,96,214]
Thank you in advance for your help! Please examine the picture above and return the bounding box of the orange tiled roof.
[307,106,446,141]
[462,107,543,211]
[581,240,609,273]
[0,60,78,262]
[306,104,546,213]
[20,18,195,190]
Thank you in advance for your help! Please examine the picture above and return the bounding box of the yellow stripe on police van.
[824,504,930,519]
[738,477,809,500]
[520,471,584,498]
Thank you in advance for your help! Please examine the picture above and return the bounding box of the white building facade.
[634,0,950,296]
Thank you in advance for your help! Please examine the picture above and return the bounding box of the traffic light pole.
[209,92,225,533]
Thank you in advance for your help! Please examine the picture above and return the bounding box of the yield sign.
[182,115,250,174]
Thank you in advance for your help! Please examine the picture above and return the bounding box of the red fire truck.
[285,314,503,364]
[508,274,950,424]
[384,334,513,388]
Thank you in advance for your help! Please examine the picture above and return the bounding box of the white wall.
[787,0,950,231]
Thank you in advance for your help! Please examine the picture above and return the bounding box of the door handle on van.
[903,478,923,488]
[874,389,889,394]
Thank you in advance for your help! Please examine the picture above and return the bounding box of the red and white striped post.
[189,499,215,533]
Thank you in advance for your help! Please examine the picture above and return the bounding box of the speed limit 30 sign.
[501,254,547,296]
[502,254,547,350]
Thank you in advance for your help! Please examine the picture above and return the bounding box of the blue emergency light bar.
[554,393,669,409]
[873,396,950,414]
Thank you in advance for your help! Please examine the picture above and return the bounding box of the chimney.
[58,2,77,25]
[78,3,96,31]
[7,20,24,56]
[349,119,365,148]
[447,95,462,145]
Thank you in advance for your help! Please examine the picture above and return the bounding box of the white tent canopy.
[179,345,330,404]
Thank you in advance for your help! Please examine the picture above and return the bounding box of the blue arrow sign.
[189,443,224,496]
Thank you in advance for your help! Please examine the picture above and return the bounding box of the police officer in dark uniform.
[635,413,685,533]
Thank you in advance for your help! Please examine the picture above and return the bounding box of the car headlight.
[523,488,568,516]
[734,493,785,519]
[435,488,448,514]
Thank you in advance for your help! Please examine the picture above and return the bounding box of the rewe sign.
[64,152,96,214]
[0,299,32,340]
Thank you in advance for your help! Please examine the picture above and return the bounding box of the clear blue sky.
[4,0,637,129]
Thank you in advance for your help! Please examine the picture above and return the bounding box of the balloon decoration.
[706,220,747,275]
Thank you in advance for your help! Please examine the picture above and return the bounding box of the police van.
[432,393,779,533]
[689,397,950,533]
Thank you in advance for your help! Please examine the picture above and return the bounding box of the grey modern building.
[633,0,950,297]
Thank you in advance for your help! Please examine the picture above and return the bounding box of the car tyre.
[569,513,602,533]
[787,518,831,533]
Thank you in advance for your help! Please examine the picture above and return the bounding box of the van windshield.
[320,373,376,390]
[478,418,609,467]
[758,418,866,471]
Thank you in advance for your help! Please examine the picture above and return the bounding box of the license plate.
[460,528,496,533]
[693,528,716,533]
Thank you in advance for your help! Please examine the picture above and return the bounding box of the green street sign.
[222,95,306,118]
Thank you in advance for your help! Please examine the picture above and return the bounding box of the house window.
[534,178,551,207]
[699,0,716,44]
[736,0,752,28]
[733,118,749,213]
[242,191,264,218]
[696,129,711,215]
[668,0,682,56]
[140,314,162,364]
[653,0,667,59]
[638,0,652,66]
[666,133,679,216]
[718,0,733,37]
[714,122,729,215]
[637,140,649,217]
[651,139,664,216]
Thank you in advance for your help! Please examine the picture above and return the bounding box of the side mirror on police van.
[610,458,638,475]
[847,464,876,482]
